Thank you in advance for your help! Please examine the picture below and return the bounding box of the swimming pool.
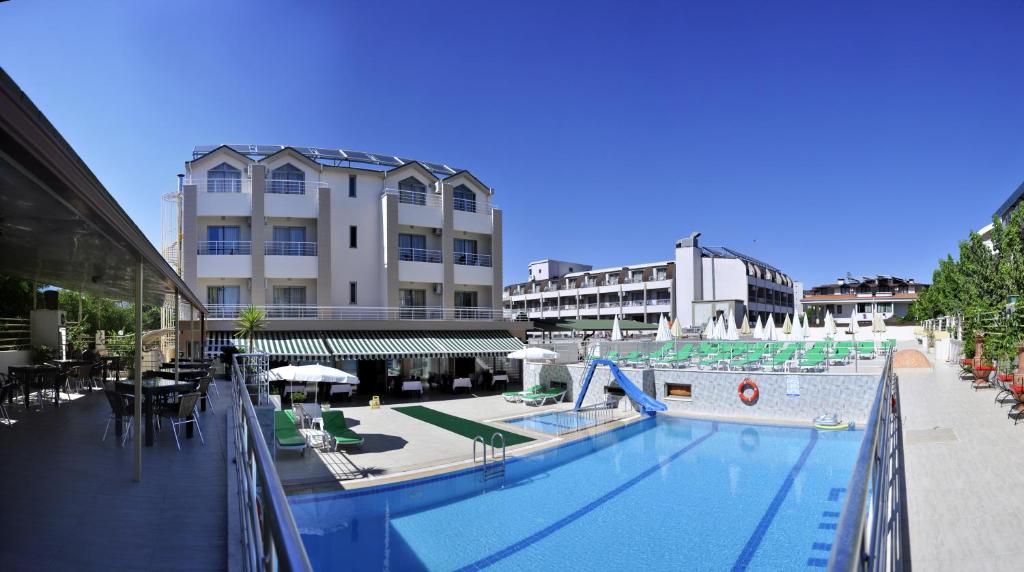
[501,410,605,434]
[290,416,863,571]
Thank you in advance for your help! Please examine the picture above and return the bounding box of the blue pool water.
[502,410,602,434]
[290,416,863,571]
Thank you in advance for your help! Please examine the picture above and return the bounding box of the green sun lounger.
[274,410,307,455]
[647,342,674,361]
[504,384,542,402]
[522,388,567,406]
[322,410,363,450]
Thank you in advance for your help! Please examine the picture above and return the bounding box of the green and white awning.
[323,330,524,360]
[205,331,330,362]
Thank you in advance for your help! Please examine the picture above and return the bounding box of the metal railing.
[453,197,477,213]
[230,353,313,572]
[266,180,326,195]
[0,317,30,351]
[647,298,671,306]
[453,252,492,267]
[198,241,252,255]
[206,304,510,321]
[827,350,911,572]
[557,403,618,435]
[398,247,442,263]
[188,178,251,194]
[265,241,317,256]
[386,188,443,208]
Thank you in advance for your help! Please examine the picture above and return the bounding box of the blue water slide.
[573,359,667,415]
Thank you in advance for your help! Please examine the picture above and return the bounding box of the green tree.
[234,305,267,351]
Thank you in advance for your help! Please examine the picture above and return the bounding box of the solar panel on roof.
[423,162,454,174]
[369,154,402,166]
[342,151,374,162]
[315,148,345,160]
[193,145,217,154]
[256,145,283,155]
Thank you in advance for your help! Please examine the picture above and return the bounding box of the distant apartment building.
[801,274,928,325]
[503,232,795,328]
[171,144,524,385]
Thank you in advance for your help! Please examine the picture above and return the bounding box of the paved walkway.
[0,378,232,571]
[899,354,1024,571]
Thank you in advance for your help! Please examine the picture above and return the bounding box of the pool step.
[482,463,505,481]
[473,433,507,483]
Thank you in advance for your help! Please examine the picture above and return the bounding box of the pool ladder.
[473,433,506,482]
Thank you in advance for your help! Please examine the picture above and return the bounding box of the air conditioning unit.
[432,228,442,237]
[433,283,443,295]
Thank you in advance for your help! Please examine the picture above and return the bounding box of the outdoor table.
[493,373,509,391]
[161,361,208,369]
[452,377,472,392]
[401,380,423,395]
[152,369,206,381]
[7,364,60,409]
[100,356,121,381]
[115,378,198,447]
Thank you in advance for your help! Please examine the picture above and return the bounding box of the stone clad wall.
[523,363,880,424]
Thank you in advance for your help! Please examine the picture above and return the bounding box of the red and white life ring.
[738,378,759,405]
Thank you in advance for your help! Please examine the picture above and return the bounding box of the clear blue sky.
[3,0,1024,288]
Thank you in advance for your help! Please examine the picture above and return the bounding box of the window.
[207,163,241,193]
[398,177,427,205]
[399,288,427,319]
[569,267,574,273]
[349,282,357,304]
[398,234,435,262]
[454,291,478,307]
[203,226,244,254]
[349,226,357,248]
[272,286,306,305]
[453,184,476,212]
[453,238,478,265]
[835,304,843,313]
[272,226,306,242]
[207,286,240,305]
[654,267,667,280]
[876,303,893,314]
[268,164,304,194]
[665,383,692,399]
[348,174,357,198]
[269,226,309,255]
[857,303,869,313]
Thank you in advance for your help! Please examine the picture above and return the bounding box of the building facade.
[801,274,928,325]
[503,232,795,328]
[172,144,524,385]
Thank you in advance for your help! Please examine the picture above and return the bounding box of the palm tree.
[235,305,266,352]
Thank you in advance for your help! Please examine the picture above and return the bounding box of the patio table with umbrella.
[268,364,360,402]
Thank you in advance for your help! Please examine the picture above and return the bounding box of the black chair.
[157,393,204,450]
[102,390,134,447]
[196,377,215,414]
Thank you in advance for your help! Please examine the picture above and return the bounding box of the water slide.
[573,358,667,415]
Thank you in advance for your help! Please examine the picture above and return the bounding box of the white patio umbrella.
[782,313,793,337]
[765,314,778,341]
[726,313,739,340]
[703,316,716,339]
[670,317,685,339]
[872,309,887,342]
[740,312,751,336]
[824,310,836,339]
[269,363,360,402]
[611,314,624,341]
[655,314,672,342]
[847,310,860,337]
[791,313,803,341]
[801,313,811,339]
[507,347,559,361]
[753,315,764,340]
[714,314,727,339]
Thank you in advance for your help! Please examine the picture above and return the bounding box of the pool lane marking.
[455,422,721,572]
[730,429,820,572]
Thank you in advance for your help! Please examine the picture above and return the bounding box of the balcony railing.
[599,301,620,308]
[188,178,251,194]
[265,241,317,256]
[266,179,327,195]
[578,303,598,309]
[454,252,492,267]
[647,298,671,306]
[398,247,442,263]
[198,241,251,255]
[622,300,645,307]
[386,188,443,208]
[453,197,477,213]
[561,303,577,310]
[206,305,509,321]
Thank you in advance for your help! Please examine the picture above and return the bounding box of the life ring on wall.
[738,378,759,406]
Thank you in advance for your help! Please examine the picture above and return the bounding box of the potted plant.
[234,306,267,353]
[31,345,55,364]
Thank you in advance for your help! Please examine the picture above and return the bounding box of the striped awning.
[324,330,524,360]
[205,331,330,362]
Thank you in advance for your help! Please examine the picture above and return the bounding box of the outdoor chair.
[504,384,542,402]
[322,410,363,450]
[274,410,307,456]
[296,403,324,429]
[101,390,134,447]
[1008,382,1024,425]
[0,374,15,426]
[196,376,215,414]
[156,392,204,451]
[523,388,567,406]
[206,366,219,396]
[994,373,1017,406]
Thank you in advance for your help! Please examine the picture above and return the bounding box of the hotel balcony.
[454,252,493,286]
[392,188,443,228]
[398,247,443,283]
[265,180,325,218]
[193,178,252,217]
[204,304,510,321]
[452,196,495,234]
[197,240,251,278]
[264,241,318,279]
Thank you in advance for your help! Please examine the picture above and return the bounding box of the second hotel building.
[173,144,524,388]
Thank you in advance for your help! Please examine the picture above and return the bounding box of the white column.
[133,261,143,482]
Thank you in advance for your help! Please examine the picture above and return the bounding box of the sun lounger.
[523,388,567,406]
[322,410,363,450]
[504,384,542,402]
[274,410,307,456]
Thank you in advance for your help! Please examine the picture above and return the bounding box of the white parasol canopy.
[847,311,860,337]
[714,314,727,339]
[670,317,685,339]
[782,314,793,336]
[824,310,836,339]
[740,312,751,336]
[703,316,715,339]
[611,314,623,341]
[765,314,778,341]
[507,347,559,361]
[801,313,811,339]
[655,314,672,342]
[753,315,764,340]
[791,313,803,341]
[726,312,739,340]
[269,364,360,402]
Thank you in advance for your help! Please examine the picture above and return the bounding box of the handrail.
[230,353,312,572]
[827,349,911,572]
[198,240,252,255]
[398,247,443,263]
[264,241,318,257]
[206,304,510,321]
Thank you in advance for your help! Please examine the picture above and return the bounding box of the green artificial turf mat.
[393,405,534,446]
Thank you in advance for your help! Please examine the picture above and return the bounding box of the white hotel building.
[503,233,796,328]
[171,144,524,385]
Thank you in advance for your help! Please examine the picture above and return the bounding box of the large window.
[455,291,479,319]
[207,285,240,305]
[272,286,306,305]
[268,226,311,256]
[398,177,427,205]
[207,162,242,193]
[272,226,306,243]
[399,288,428,319]
[398,233,437,262]
[268,164,305,194]
[203,226,245,254]
[348,174,357,198]
[454,238,478,265]
[453,184,476,212]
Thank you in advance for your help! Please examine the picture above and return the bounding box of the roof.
[206,331,329,361]
[996,179,1024,219]
[801,293,920,303]
[0,68,205,309]
[531,319,657,331]
[192,144,462,176]
[207,330,523,360]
